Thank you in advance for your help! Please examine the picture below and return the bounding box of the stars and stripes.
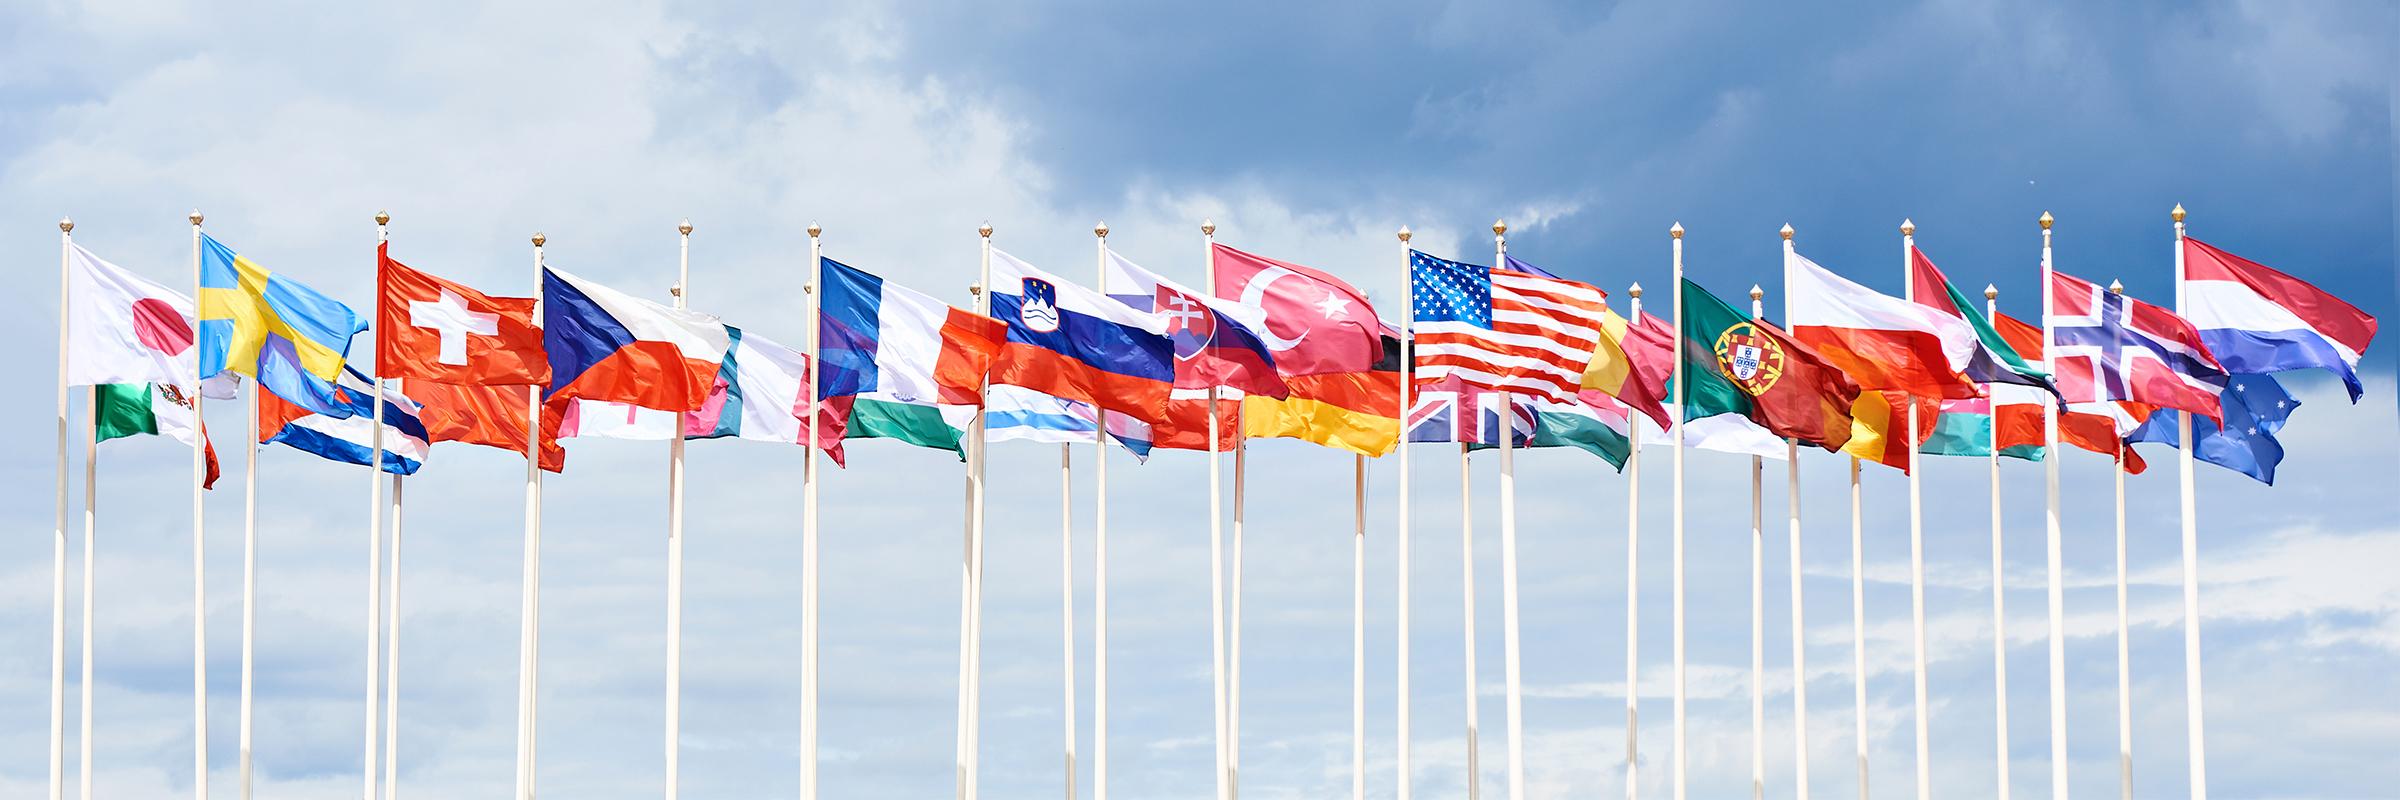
[1410,250,1606,404]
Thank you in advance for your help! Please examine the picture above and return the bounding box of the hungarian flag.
[1243,333,1403,457]
[1907,248,2055,395]
[377,243,548,386]
[1579,303,1674,431]
[1676,278,1860,452]
[409,381,565,472]
[1210,243,1382,376]
[1785,247,1979,399]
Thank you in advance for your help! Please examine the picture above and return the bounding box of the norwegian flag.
[2049,270,2228,423]
[1404,388,1533,446]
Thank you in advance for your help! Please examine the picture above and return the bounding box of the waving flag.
[377,243,547,386]
[1580,302,1675,431]
[199,234,367,416]
[542,266,730,412]
[2050,271,2227,422]
[93,383,223,488]
[1210,243,1381,375]
[1244,333,1403,457]
[1634,408,1791,460]
[1907,248,2055,395]
[982,384,1155,460]
[410,382,564,472]
[2181,238,2378,402]
[1841,390,1941,473]
[1976,311,2152,473]
[1675,278,1860,452]
[2129,374,2294,484]
[1107,249,1286,397]
[1411,250,1606,404]
[818,257,1007,405]
[1786,247,1979,399]
[1918,394,2046,462]
[1463,390,1634,469]
[554,329,845,456]
[1406,388,1534,446]
[987,249,1175,423]
[260,369,430,475]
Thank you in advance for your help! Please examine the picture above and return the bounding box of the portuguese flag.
[1674,278,1861,452]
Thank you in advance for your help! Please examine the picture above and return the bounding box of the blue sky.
[1,1,2394,798]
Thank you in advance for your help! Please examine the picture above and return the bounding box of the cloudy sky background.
[2,0,2396,797]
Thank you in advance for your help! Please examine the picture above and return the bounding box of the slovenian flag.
[987,249,1176,424]
[259,368,430,475]
[2181,238,2379,402]
[543,266,730,412]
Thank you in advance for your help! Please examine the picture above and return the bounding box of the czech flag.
[2181,238,2378,402]
[987,248,1176,424]
[542,266,730,412]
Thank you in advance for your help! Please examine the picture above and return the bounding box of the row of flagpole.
[40,208,2229,800]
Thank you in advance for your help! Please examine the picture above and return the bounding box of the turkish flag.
[410,381,566,473]
[377,243,548,386]
[1209,243,1381,377]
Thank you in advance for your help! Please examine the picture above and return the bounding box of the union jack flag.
[1404,388,1534,446]
[1410,250,1606,404]
[2049,270,2227,423]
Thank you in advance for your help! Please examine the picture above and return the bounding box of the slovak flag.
[2180,237,2378,402]
[2050,270,2228,423]
[542,266,731,412]
[987,248,1176,424]
[1210,243,1382,376]
[1103,249,1286,398]
[377,243,548,386]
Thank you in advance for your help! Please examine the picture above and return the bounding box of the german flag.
[1242,334,1403,457]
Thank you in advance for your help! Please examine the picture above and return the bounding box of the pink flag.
[1210,243,1382,376]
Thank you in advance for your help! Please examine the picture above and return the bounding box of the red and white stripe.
[1415,270,1606,404]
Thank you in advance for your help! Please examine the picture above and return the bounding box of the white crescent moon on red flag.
[1235,267,1308,350]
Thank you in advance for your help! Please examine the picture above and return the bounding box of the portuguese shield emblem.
[1712,322,1786,396]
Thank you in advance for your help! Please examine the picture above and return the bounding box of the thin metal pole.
[1216,224,1243,800]
[1460,442,1480,800]
[1091,222,1113,800]
[379,220,403,800]
[1353,453,1368,800]
[1988,287,2012,800]
[81,385,98,800]
[189,211,210,800]
[53,218,73,800]
[1396,226,1416,800]
[1850,456,1868,800]
[2116,440,2133,800]
[366,326,388,800]
[1494,224,1526,800]
[1900,222,1931,800]
[967,227,990,800]
[241,368,259,800]
[1624,287,1644,800]
[802,221,823,800]
[1669,222,1688,800]
[1788,439,1809,800]
[1064,443,1079,800]
[665,221,691,800]
[1748,287,1766,800]
[2171,205,2208,800]
[514,234,548,800]
[2040,211,2070,800]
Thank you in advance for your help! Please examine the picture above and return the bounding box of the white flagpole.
[1459,441,1479,800]
[802,221,824,800]
[1849,455,1867,800]
[955,433,974,800]
[1493,222,1527,800]
[967,224,992,800]
[53,216,73,800]
[1196,222,1230,800]
[189,209,211,800]
[242,321,259,800]
[1985,285,2013,800]
[1747,285,1766,800]
[366,252,390,800]
[1784,279,1810,800]
[1091,222,1113,800]
[1353,453,1368,800]
[1624,283,1645,800]
[378,213,404,800]
[1898,220,1931,800]
[2170,204,2208,800]
[1210,221,1244,800]
[1063,440,1080,800]
[2111,386,2131,800]
[1396,226,1416,800]
[81,383,98,800]
[665,219,693,800]
[513,234,548,800]
[1669,221,1688,800]
[2039,211,2069,800]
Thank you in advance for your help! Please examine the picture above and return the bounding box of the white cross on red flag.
[376,242,549,386]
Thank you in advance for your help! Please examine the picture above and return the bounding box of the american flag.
[1410,250,1606,404]
[2049,270,2227,422]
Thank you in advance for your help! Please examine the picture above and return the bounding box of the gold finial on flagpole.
[2039,211,2054,230]
[1202,218,1216,236]
[1984,284,1999,301]
[532,232,546,246]
[2171,204,2186,223]
[678,219,693,236]
[1780,223,1795,241]
[1398,226,1412,243]
[375,211,390,226]
[1670,221,1684,239]
[1628,282,1644,299]
[807,222,822,238]
[979,221,993,238]
[1095,221,1109,239]
[1749,285,1765,301]
[59,217,73,233]
[1493,219,1507,237]
[1898,219,1914,236]
[189,209,204,226]
[969,283,983,296]
[2108,279,2125,295]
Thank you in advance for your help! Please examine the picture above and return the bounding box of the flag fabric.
[554,329,846,459]
[817,257,1008,405]
[1210,243,1382,376]
[1579,302,1675,431]
[408,381,565,473]
[1464,390,1634,470]
[542,266,731,412]
[1786,248,1979,399]
[377,243,547,386]
[2180,238,2378,402]
[1243,334,1403,457]
[1406,388,1535,446]
[981,384,1155,460]
[259,369,430,475]
[2050,270,2228,422]
[987,248,1177,424]
[1674,278,1860,452]
[1840,390,1941,473]
[836,392,968,458]
[93,383,223,488]
[1410,250,1607,404]
[1633,407,1792,460]
[1148,389,1244,452]
[1991,310,2152,473]
[198,235,367,416]
[1918,395,2046,462]
[1907,248,2055,394]
[2129,373,2295,485]
[1106,249,1287,398]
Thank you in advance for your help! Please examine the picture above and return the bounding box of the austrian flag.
[377,243,548,386]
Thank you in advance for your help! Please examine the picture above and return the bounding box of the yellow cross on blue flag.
[199,234,367,415]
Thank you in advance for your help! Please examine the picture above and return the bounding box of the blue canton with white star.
[1411,250,1492,328]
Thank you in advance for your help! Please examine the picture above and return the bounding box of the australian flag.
[2129,373,2296,485]
[2049,270,2229,423]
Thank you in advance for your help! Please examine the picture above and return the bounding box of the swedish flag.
[198,234,367,416]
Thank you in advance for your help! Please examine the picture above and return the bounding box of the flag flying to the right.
[2049,271,2228,422]
[198,234,368,416]
[1674,277,1860,452]
[409,381,565,472]
[377,243,548,386]
[2180,238,2378,402]
[1906,248,2055,394]
[1842,390,1941,473]
[1579,301,1675,432]
[67,244,231,486]
[1210,243,1383,376]
[1461,390,1635,470]
[2129,373,2296,484]
[1785,247,1980,399]
[1243,333,1403,457]
[542,266,731,412]
[986,248,1176,424]
[1410,250,1606,404]
[259,368,431,475]
[1984,310,2152,473]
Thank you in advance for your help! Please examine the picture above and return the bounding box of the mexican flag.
[94,383,221,488]
[68,244,227,487]
[1674,278,1861,452]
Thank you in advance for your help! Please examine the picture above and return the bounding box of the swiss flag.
[378,243,548,386]
[1210,243,1382,376]
[411,381,567,472]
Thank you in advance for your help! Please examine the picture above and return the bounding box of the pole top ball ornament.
[1984,284,1999,300]
[1780,223,1795,241]
[1095,221,1109,239]
[679,219,693,235]
[1202,219,1215,236]
[807,222,822,237]
[1670,221,1684,239]
[2172,204,2186,223]
[1628,282,1643,298]
[2039,211,2054,230]
[376,211,391,225]
[59,217,73,233]
[2109,279,2125,295]
[1493,219,1507,236]
[1398,226,1412,242]
[979,221,992,238]
[1749,284,1765,300]
[189,209,204,226]
[1898,218,1914,236]
[532,232,546,246]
